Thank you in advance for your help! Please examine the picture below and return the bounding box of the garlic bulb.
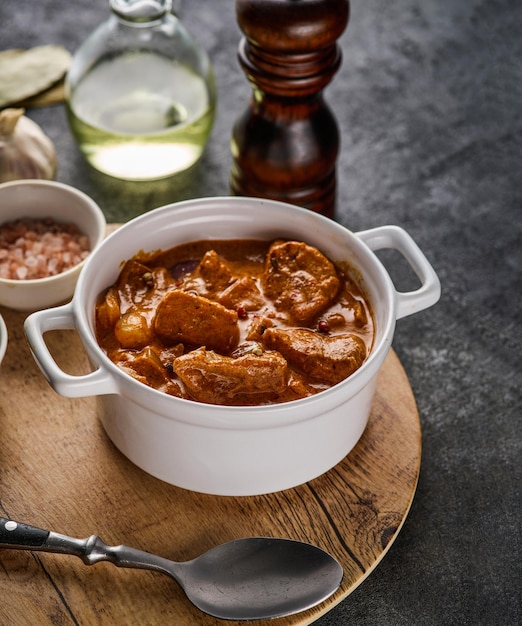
[0,108,57,182]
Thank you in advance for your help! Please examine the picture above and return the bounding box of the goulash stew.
[95,239,374,405]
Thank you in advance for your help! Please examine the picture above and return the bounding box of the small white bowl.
[0,312,7,366]
[0,180,106,312]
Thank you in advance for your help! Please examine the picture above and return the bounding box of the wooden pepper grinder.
[230,0,349,218]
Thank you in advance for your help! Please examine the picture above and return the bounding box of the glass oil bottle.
[65,0,216,181]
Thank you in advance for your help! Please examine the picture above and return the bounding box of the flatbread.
[0,45,72,107]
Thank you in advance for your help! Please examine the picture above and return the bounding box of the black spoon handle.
[0,516,179,577]
[0,516,102,561]
[0,516,50,547]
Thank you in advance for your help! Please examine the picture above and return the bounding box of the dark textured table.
[1,0,520,624]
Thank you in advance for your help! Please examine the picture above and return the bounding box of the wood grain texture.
[0,302,421,626]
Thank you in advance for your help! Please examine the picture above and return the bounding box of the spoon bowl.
[0,517,343,621]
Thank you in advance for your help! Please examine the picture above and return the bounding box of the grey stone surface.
[1,0,520,624]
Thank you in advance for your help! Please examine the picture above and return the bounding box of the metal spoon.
[0,516,343,621]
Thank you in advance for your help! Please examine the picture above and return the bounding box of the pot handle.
[356,225,441,320]
[24,304,118,398]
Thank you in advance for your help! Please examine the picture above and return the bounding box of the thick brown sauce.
[95,239,374,405]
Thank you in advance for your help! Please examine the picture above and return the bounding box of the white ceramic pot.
[24,198,440,496]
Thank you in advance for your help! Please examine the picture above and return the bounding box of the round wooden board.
[0,303,421,626]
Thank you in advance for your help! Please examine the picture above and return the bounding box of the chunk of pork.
[263,327,367,385]
[262,240,340,324]
[173,348,288,404]
[154,290,239,353]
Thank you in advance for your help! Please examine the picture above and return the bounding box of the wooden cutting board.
[0,303,421,626]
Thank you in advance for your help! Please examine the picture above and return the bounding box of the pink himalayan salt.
[0,217,90,280]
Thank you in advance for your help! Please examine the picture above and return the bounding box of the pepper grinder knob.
[230,0,349,218]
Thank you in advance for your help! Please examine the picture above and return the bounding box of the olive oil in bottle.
[65,0,216,181]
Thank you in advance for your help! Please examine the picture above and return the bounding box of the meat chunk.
[245,315,274,342]
[115,260,153,312]
[262,241,340,324]
[263,327,367,385]
[217,276,264,311]
[117,347,183,397]
[180,251,233,297]
[96,287,121,330]
[154,290,239,353]
[173,348,288,404]
[195,250,233,291]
